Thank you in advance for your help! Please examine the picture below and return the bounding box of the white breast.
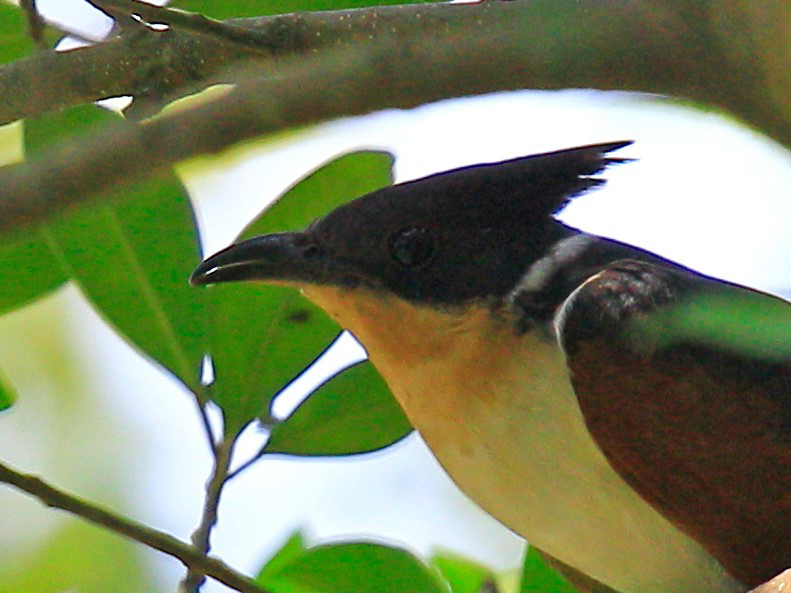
[383,329,741,593]
[303,285,742,593]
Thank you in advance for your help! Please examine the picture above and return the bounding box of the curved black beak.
[191,232,315,286]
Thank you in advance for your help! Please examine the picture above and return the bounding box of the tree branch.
[0,1,789,236]
[181,435,237,592]
[0,1,510,125]
[1,0,787,234]
[2,0,787,129]
[0,23,258,125]
[0,459,269,593]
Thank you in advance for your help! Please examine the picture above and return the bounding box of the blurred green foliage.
[0,3,34,64]
[257,533,554,593]
[0,522,154,593]
[520,547,579,593]
[258,531,309,584]
[265,360,410,455]
[0,369,13,411]
[629,287,791,361]
[258,534,448,593]
[431,549,496,593]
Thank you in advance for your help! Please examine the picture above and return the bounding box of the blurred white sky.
[1,3,791,593]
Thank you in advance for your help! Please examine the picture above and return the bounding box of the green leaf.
[0,117,65,314]
[628,288,791,361]
[257,531,308,583]
[259,541,449,593]
[206,283,339,430]
[24,101,120,154]
[47,174,207,393]
[519,547,580,593]
[24,105,206,394]
[0,224,68,314]
[430,551,496,593]
[0,3,33,63]
[0,521,156,593]
[9,106,161,318]
[0,366,15,411]
[264,360,411,456]
[205,150,393,429]
[1,106,115,315]
[12,107,120,315]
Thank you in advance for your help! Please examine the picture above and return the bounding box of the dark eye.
[388,227,435,268]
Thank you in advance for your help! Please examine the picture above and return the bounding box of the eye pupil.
[389,227,434,268]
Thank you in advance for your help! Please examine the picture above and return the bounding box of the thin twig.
[0,2,508,126]
[90,0,276,49]
[0,459,269,593]
[181,435,238,592]
[193,379,219,453]
[19,0,47,48]
[195,398,218,453]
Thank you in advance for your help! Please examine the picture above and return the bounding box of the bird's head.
[191,141,631,361]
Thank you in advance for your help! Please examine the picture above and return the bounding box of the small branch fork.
[0,458,270,593]
[19,0,46,48]
[87,0,277,49]
[181,389,265,592]
[181,429,239,592]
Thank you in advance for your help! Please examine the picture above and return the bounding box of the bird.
[191,142,791,593]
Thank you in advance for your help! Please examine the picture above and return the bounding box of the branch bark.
[0,459,270,593]
[181,436,237,593]
[2,0,790,235]
[0,1,517,125]
[0,1,789,234]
